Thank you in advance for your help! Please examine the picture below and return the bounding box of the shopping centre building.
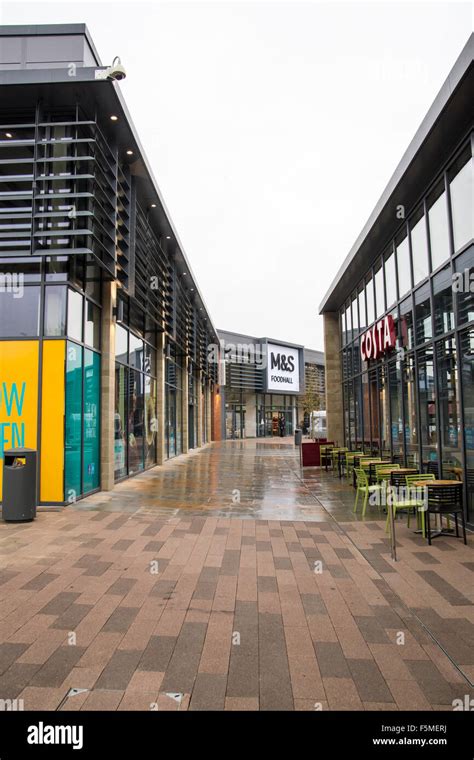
[217,329,325,439]
[319,35,474,522]
[0,24,219,505]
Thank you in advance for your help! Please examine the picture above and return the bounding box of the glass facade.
[165,343,184,459]
[0,67,217,506]
[340,139,474,523]
[114,321,157,480]
[256,393,296,437]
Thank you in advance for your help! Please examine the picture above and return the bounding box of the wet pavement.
[73,438,356,523]
[0,438,472,711]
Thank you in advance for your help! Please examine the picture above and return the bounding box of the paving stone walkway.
[0,440,472,710]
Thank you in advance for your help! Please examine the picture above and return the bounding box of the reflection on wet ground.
[74,438,359,523]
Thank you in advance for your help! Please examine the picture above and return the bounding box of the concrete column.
[211,385,222,441]
[156,332,166,464]
[197,370,203,447]
[206,382,212,443]
[100,280,116,491]
[323,312,344,446]
[182,355,189,453]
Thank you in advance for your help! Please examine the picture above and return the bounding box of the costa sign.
[360,315,396,360]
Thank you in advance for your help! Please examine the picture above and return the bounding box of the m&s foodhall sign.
[360,315,396,361]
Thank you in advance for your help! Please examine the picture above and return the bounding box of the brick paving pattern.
[0,439,472,710]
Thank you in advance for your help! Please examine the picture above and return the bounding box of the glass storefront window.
[45,255,69,281]
[366,276,375,326]
[415,285,432,345]
[85,300,100,349]
[427,182,450,271]
[436,337,461,479]
[403,354,419,468]
[460,328,474,522]
[384,250,397,308]
[455,245,474,326]
[399,298,414,350]
[167,388,177,457]
[65,342,83,499]
[378,364,390,457]
[67,288,83,342]
[44,285,66,336]
[83,349,100,493]
[351,293,359,334]
[345,302,352,343]
[368,369,379,454]
[358,286,366,332]
[375,262,384,318]
[114,364,128,479]
[0,285,40,337]
[129,332,144,371]
[410,207,429,285]
[389,360,403,458]
[115,324,128,363]
[362,373,370,450]
[348,382,355,447]
[354,375,363,449]
[396,233,411,299]
[449,149,473,253]
[166,351,183,457]
[128,369,144,474]
[144,342,156,377]
[433,266,454,336]
[145,376,157,467]
[418,347,438,475]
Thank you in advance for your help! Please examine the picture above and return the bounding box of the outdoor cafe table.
[410,480,463,537]
[352,459,382,488]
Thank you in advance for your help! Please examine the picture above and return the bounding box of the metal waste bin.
[294,428,302,446]
[2,448,37,522]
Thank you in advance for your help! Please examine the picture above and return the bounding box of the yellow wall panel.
[0,341,39,500]
[40,340,65,503]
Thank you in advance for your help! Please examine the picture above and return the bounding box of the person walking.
[279,415,285,437]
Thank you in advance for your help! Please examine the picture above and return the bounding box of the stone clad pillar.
[100,280,116,491]
[206,383,212,442]
[323,312,344,446]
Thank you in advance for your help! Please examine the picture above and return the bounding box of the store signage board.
[266,343,300,392]
[360,315,396,360]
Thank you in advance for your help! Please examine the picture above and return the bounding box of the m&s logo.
[270,353,295,372]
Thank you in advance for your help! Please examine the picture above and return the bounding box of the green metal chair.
[385,473,435,538]
[353,468,383,517]
[345,451,362,480]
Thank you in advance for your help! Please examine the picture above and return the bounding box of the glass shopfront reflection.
[437,338,462,477]
[165,346,183,458]
[417,347,439,475]
[460,328,474,522]
[114,324,157,479]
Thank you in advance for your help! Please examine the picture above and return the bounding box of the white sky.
[1,1,472,350]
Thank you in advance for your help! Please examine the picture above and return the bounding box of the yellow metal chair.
[385,473,435,538]
[353,468,383,517]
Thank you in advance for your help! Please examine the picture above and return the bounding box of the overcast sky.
[2,1,472,350]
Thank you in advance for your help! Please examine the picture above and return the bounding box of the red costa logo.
[360,315,396,360]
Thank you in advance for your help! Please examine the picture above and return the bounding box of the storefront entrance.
[262,410,292,437]
[225,404,246,439]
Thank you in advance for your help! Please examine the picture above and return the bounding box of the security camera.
[105,56,127,80]
[94,57,127,81]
